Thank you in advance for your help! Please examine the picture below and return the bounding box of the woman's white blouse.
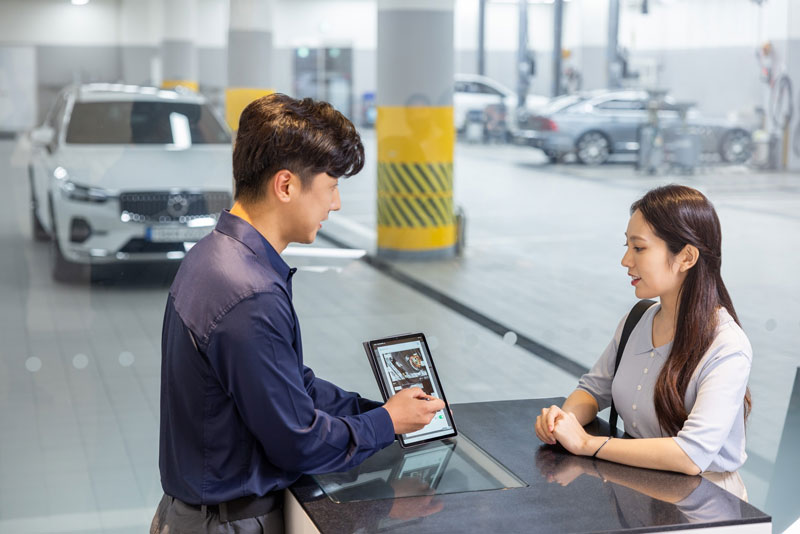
[577,304,752,473]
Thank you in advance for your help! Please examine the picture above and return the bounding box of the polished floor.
[0,134,798,533]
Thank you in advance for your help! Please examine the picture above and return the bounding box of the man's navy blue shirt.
[159,210,395,505]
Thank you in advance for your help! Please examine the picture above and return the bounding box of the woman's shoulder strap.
[608,299,656,436]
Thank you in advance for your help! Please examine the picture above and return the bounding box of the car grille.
[119,191,231,222]
[119,239,185,253]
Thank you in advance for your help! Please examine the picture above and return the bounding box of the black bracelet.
[592,436,612,458]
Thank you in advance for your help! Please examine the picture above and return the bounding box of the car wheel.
[576,131,611,165]
[719,129,752,164]
[50,203,89,283]
[29,166,49,242]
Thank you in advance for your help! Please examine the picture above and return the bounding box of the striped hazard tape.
[377,162,454,228]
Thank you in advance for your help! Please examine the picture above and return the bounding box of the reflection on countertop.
[313,434,526,503]
[536,447,746,526]
[290,398,770,534]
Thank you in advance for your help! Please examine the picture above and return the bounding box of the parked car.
[510,89,753,165]
[28,83,233,281]
[454,74,549,132]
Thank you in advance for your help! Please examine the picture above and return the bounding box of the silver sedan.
[510,90,753,165]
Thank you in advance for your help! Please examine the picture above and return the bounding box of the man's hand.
[383,388,446,435]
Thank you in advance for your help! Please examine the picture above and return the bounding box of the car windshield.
[65,101,231,145]
[542,94,587,114]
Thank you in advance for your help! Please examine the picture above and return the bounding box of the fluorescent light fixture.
[490,0,571,4]
[71,0,89,5]
[282,247,366,259]
[187,217,216,228]
[297,266,344,274]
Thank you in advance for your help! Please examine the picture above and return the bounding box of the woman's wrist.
[584,435,610,457]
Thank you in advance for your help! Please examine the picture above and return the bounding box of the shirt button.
[650,352,655,358]
[633,404,637,410]
[637,385,642,391]
[632,422,637,428]
[644,368,649,374]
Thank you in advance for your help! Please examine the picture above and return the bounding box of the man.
[151,94,445,533]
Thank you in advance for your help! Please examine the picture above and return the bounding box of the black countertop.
[289,398,771,534]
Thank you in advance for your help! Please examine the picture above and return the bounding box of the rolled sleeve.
[672,351,751,472]
[206,291,395,475]
[576,315,626,411]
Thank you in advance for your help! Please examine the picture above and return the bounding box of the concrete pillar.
[377,0,456,260]
[161,0,199,92]
[570,0,609,91]
[785,1,800,172]
[477,0,486,76]
[607,0,621,89]
[552,0,564,97]
[119,0,160,86]
[226,0,275,131]
[517,0,530,108]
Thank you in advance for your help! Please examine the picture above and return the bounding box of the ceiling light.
[71,0,89,5]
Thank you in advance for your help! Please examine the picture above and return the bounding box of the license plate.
[146,226,213,243]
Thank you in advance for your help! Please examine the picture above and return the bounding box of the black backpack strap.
[608,299,656,436]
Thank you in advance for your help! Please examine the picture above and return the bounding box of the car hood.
[54,144,233,193]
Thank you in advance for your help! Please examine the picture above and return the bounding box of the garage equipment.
[755,41,795,170]
[636,89,668,174]
[464,109,485,143]
[795,87,800,159]
[455,206,467,257]
[662,103,700,174]
[771,73,794,169]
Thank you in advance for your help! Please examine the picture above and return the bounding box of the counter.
[286,398,771,534]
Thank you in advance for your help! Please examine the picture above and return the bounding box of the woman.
[535,185,751,496]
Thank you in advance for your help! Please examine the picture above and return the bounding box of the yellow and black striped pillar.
[377,0,456,260]
[226,0,275,130]
[161,0,199,92]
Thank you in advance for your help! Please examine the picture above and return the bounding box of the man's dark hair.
[233,93,365,202]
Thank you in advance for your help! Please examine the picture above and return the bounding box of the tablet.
[363,332,457,447]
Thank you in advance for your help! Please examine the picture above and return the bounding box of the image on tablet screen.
[380,347,434,396]
[374,338,453,444]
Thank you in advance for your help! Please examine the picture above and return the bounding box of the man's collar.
[215,210,293,282]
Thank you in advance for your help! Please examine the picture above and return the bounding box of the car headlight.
[59,180,109,203]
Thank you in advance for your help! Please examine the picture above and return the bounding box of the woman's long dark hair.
[631,185,751,436]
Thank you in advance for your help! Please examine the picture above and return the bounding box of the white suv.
[454,74,549,131]
[28,84,233,281]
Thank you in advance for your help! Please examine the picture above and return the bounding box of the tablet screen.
[369,334,456,446]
